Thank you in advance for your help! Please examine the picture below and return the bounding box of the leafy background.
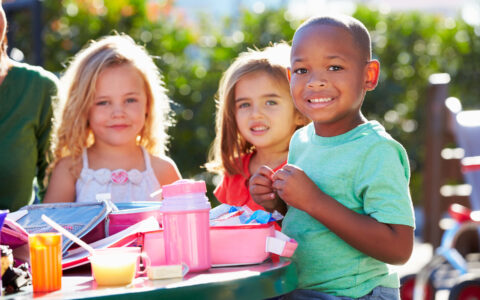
[6,0,480,208]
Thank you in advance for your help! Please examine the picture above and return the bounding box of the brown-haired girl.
[206,43,309,211]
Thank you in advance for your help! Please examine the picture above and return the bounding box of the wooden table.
[4,259,297,299]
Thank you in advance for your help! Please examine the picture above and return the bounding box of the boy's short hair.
[294,14,372,61]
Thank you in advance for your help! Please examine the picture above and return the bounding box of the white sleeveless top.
[75,147,162,202]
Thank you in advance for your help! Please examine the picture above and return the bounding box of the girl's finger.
[272,178,284,190]
[250,184,273,195]
[254,193,276,203]
[282,164,299,173]
[250,173,269,185]
[258,165,274,176]
[272,168,289,181]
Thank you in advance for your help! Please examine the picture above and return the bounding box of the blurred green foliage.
[7,1,480,206]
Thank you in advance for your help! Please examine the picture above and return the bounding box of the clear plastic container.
[160,179,211,272]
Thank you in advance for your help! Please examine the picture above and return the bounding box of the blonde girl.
[45,34,181,203]
[206,43,309,211]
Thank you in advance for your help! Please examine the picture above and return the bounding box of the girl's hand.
[249,166,285,213]
[272,164,323,213]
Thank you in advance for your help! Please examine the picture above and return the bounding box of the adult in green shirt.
[0,2,58,211]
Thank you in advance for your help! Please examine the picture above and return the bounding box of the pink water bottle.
[161,179,211,272]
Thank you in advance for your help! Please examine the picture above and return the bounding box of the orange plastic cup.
[29,233,62,292]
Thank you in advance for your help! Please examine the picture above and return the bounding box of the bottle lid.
[161,180,210,211]
[162,179,207,198]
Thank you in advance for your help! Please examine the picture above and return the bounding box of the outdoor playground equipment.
[400,203,480,300]
[400,94,480,299]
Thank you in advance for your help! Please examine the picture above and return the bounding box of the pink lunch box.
[81,202,163,246]
[209,222,298,266]
[209,222,276,266]
[141,225,274,267]
[141,229,166,266]
[141,222,297,267]
[106,202,163,236]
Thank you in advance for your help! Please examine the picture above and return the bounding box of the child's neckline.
[310,121,380,145]
[82,146,151,173]
[248,151,287,175]
[245,151,286,177]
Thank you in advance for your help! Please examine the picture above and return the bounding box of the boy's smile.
[289,23,379,137]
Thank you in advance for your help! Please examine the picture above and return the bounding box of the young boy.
[249,15,415,299]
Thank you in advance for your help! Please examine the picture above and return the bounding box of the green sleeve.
[354,140,415,227]
[35,77,58,201]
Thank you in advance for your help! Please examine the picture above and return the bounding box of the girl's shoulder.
[44,155,80,203]
[149,154,182,186]
[53,155,83,178]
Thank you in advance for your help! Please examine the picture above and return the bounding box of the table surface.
[4,259,297,299]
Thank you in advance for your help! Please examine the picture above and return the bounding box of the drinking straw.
[150,188,162,199]
[41,214,96,255]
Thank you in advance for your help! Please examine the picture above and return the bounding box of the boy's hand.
[249,166,285,213]
[272,164,321,213]
[273,165,415,265]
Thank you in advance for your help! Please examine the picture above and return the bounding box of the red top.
[214,152,287,212]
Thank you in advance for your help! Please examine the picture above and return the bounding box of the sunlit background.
[4,0,480,245]
[175,0,479,25]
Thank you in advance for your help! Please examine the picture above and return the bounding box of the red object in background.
[448,203,472,223]
[461,156,480,173]
[449,279,480,300]
[399,274,435,300]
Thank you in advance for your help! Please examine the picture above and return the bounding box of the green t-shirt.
[0,61,58,211]
[282,121,415,298]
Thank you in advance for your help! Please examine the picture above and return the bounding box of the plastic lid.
[161,180,210,211]
[162,179,207,198]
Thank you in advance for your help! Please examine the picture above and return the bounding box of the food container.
[210,223,276,266]
[142,224,276,267]
[161,180,211,272]
[142,229,165,266]
[106,202,162,236]
[140,221,297,268]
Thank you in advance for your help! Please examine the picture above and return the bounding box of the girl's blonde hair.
[0,39,7,77]
[50,34,173,173]
[0,10,8,78]
[206,42,308,176]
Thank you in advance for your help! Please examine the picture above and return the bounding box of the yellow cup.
[88,247,150,286]
[29,233,62,292]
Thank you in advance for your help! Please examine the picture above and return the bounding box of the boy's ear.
[364,59,380,91]
[286,68,292,83]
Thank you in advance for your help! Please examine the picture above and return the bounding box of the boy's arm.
[249,166,287,215]
[273,164,414,265]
